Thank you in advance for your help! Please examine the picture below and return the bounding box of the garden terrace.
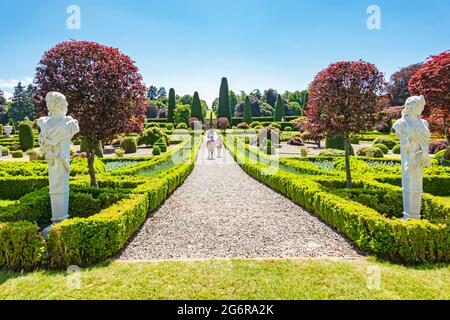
[224,133,450,263]
[0,136,201,270]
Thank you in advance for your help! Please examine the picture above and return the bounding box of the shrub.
[174,104,191,127]
[393,144,401,154]
[429,140,448,154]
[237,122,250,130]
[115,148,125,157]
[152,146,161,155]
[357,147,384,158]
[319,149,345,157]
[12,150,23,158]
[373,143,389,154]
[287,137,304,146]
[434,149,449,166]
[120,137,137,154]
[0,222,47,270]
[254,125,263,130]
[25,149,40,161]
[176,123,188,129]
[300,147,308,157]
[373,137,397,150]
[70,145,77,156]
[154,137,167,152]
[137,127,164,146]
[325,133,355,155]
[80,139,104,158]
[269,122,281,130]
[1,146,9,156]
[284,126,292,132]
[165,123,174,130]
[250,121,261,128]
[349,135,360,144]
[18,122,34,151]
[0,124,3,136]
[216,117,230,129]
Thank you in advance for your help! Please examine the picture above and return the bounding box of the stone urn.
[4,124,12,137]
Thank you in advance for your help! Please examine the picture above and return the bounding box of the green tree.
[157,87,167,99]
[191,91,204,122]
[250,89,262,100]
[229,90,238,116]
[18,122,34,151]
[263,88,278,108]
[147,85,158,100]
[8,83,36,124]
[0,89,6,105]
[274,94,285,121]
[167,88,176,123]
[174,104,191,126]
[218,77,232,122]
[243,96,252,124]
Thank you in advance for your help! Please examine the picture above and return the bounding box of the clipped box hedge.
[225,136,450,264]
[0,137,201,270]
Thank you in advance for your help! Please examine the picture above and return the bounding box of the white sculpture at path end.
[37,92,79,237]
[393,95,431,220]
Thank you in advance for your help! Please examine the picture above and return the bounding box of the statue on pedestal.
[37,92,79,235]
[393,95,431,220]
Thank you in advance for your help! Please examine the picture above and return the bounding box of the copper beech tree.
[306,61,386,187]
[34,40,147,187]
[409,50,450,160]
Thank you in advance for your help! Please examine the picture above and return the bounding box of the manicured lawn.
[0,258,448,300]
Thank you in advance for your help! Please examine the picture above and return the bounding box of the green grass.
[1,258,448,300]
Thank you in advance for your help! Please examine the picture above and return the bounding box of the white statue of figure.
[37,92,79,233]
[393,95,431,220]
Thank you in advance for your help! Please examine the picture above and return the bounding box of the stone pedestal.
[4,125,12,137]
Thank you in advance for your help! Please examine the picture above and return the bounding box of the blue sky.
[0,0,449,105]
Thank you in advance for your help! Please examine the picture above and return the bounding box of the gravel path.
[119,133,362,260]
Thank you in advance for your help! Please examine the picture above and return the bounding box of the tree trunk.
[86,144,98,188]
[344,134,352,188]
[445,120,450,161]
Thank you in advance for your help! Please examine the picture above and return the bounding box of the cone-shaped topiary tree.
[168,88,176,123]
[218,77,232,123]
[191,91,204,122]
[18,122,34,151]
[243,96,252,124]
[274,94,284,121]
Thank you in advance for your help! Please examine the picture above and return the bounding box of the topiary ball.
[373,143,389,154]
[372,137,397,150]
[120,137,137,154]
[152,145,161,156]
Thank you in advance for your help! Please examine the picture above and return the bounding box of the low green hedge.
[0,221,47,270]
[224,136,450,263]
[0,137,201,270]
[48,146,200,267]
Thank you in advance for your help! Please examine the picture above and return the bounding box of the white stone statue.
[37,92,79,233]
[393,95,431,220]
